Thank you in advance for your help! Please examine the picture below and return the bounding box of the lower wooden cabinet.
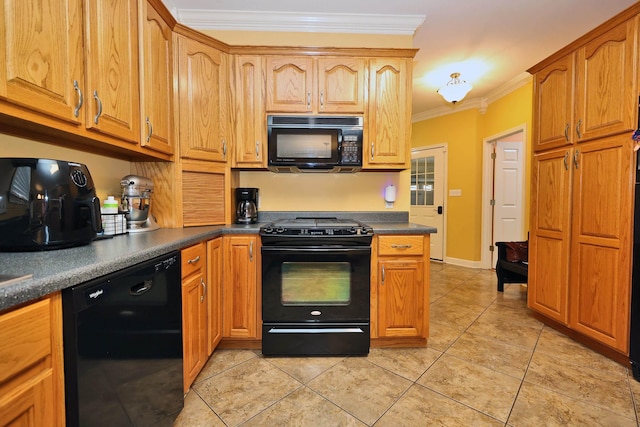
[0,293,65,427]
[207,238,223,354]
[222,235,261,340]
[371,235,430,345]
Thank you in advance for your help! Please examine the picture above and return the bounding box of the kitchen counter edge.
[0,222,435,312]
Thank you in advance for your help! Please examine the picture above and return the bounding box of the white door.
[410,146,446,261]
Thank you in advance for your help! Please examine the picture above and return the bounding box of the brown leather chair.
[495,241,528,292]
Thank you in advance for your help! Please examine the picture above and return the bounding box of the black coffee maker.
[235,188,258,224]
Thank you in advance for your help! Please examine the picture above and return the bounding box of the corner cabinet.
[371,235,430,346]
[222,235,261,340]
[365,58,412,169]
[528,10,638,356]
[0,294,66,427]
[176,34,230,162]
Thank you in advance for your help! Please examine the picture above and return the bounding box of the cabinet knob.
[200,278,207,303]
[187,255,201,264]
[145,117,153,142]
[381,265,385,285]
[93,90,102,125]
[73,80,83,118]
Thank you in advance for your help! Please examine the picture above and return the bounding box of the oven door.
[261,246,370,323]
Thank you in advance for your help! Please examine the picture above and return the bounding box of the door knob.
[437,206,443,214]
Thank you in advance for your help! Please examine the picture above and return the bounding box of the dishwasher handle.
[130,280,153,296]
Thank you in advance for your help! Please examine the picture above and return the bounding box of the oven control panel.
[260,226,372,236]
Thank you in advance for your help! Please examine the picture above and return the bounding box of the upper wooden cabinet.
[0,0,84,124]
[176,34,230,162]
[233,55,267,167]
[139,0,174,155]
[265,56,366,114]
[84,0,140,143]
[365,58,412,169]
[531,15,639,152]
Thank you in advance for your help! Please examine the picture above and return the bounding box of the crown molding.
[412,73,533,122]
[176,9,425,35]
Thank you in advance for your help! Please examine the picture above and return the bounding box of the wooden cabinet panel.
[366,58,411,169]
[139,0,174,155]
[84,0,140,143]
[568,135,633,352]
[0,0,84,123]
[223,235,259,339]
[207,238,223,355]
[378,235,424,256]
[532,54,574,151]
[317,57,365,113]
[233,55,266,167]
[181,168,226,227]
[265,56,314,113]
[177,35,229,162]
[0,294,65,427]
[574,17,638,143]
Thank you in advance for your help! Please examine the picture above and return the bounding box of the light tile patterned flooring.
[175,263,640,426]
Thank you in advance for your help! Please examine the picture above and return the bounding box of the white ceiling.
[165,0,638,119]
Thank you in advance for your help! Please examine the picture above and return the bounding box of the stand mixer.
[120,174,160,232]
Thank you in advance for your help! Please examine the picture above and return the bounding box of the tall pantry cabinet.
[528,11,638,355]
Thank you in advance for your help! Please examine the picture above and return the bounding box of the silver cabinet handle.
[564,123,570,142]
[200,277,206,303]
[249,241,253,262]
[73,80,83,118]
[573,149,580,169]
[563,151,569,170]
[145,116,153,142]
[576,119,582,139]
[93,90,102,124]
[381,265,385,285]
[187,255,201,264]
[256,141,260,159]
[307,91,311,110]
[371,142,375,160]
[222,139,227,157]
[320,90,324,109]
[391,244,412,249]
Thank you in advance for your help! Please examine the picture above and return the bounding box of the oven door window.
[281,262,351,306]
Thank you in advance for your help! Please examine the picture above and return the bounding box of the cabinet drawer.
[0,299,52,383]
[378,235,424,256]
[181,242,206,278]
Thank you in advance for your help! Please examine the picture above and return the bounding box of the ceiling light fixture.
[437,72,472,104]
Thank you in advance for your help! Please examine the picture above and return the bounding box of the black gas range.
[260,217,373,356]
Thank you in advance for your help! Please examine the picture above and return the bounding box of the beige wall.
[0,133,131,203]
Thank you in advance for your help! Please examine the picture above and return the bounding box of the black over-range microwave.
[267,115,363,173]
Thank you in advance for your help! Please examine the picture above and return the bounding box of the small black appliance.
[235,187,259,224]
[0,158,103,251]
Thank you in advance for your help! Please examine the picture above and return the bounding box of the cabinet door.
[532,54,574,152]
[84,0,140,143]
[377,259,425,338]
[0,0,83,123]
[528,148,573,323]
[317,58,365,113]
[207,238,223,355]
[233,55,266,167]
[139,0,173,155]
[181,271,207,391]
[568,135,634,352]
[223,235,259,339]
[366,58,411,169]
[265,56,314,113]
[574,16,638,143]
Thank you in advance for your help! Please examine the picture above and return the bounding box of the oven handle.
[261,247,370,254]
[266,327,366,334]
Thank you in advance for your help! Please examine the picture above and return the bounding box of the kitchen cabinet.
[0,0,84,124]
[181,242,208,392]
[365,58,412,169]
[0,293,65,427]
[84,0,140,143]
[176,34,230,162]
[265,56,366,114]
[532,15,638,152]
[222,235,260,340]
[233,55,267,168]
[207,237,223,354]
[138,0,174,155]
[371,235,430,344]
[528,9,638,356]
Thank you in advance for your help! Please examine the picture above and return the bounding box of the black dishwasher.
[62,251,183,427]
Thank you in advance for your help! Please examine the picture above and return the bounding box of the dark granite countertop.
[0,212,435,312]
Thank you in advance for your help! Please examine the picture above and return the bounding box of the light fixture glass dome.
[437,72,472,104]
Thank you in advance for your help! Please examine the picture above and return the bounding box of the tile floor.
[174,263,640,426]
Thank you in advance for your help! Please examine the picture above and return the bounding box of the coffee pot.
[235,188,258,224]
